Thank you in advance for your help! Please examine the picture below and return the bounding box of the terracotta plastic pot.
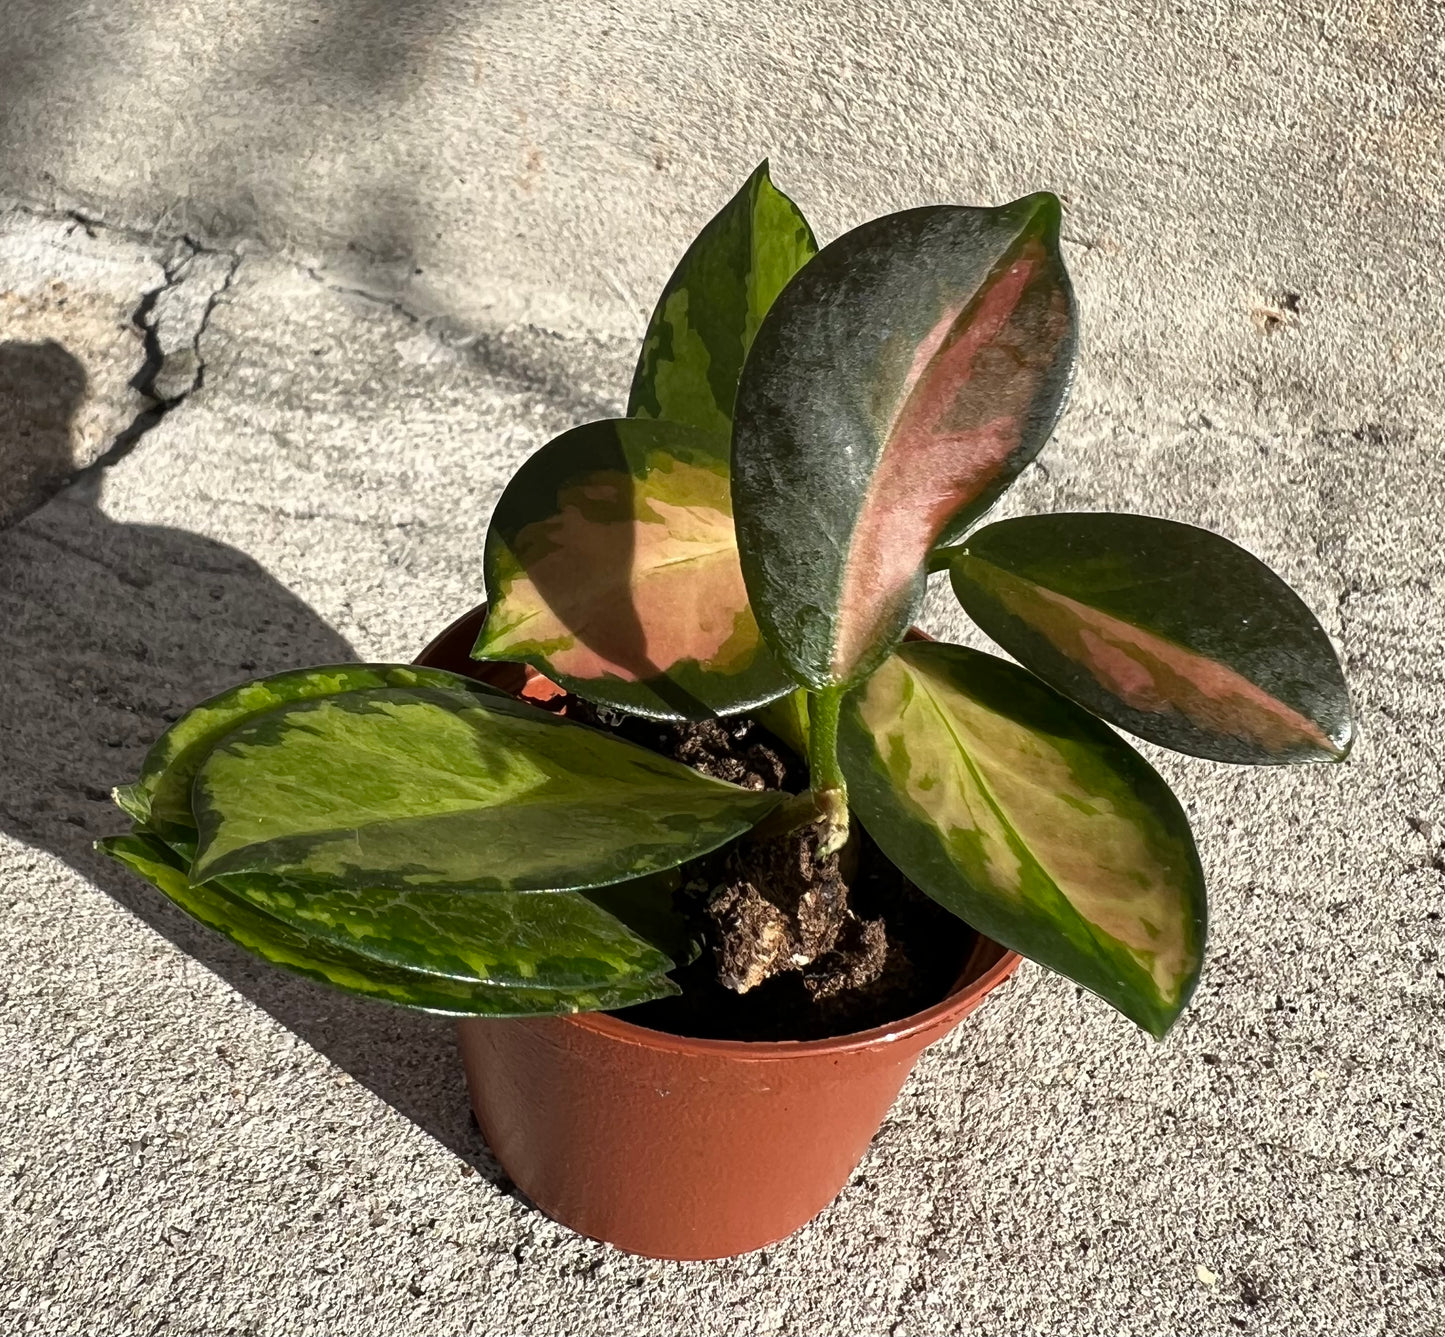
[416,606,1021,1260]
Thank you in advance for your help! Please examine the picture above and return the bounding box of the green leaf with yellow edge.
[948,513,1353,764]
[838,641,1205,1036]
[190,685,782,891]
[99,833,679,1017]
[117,663,502,840]
[629,159,818,436]
[154,830,692,986]
[476,417,793,720]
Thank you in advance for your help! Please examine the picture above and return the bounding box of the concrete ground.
[1,1,1442,1331]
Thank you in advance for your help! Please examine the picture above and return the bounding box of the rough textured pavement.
[1,2,1442,1332]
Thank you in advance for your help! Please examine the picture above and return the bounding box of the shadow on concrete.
[0,339,90,525]
[0,338,515,1191]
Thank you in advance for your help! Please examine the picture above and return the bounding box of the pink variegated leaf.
[732,195,1077,689]
[948,513,1353,764]
[475,417,793,720]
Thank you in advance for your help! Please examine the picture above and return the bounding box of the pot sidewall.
[420,604,1022,1259]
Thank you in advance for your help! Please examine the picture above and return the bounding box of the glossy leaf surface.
[839,641,1205,1036]
[117,664,499,839]
[732,194,1077,689]
[190,686,781,890]
[101,834,679,1016]
[213,866,677,988]
[476,417,793,719]
[628,159,818,436]
[144,832,686,986]
[949,513,1353,764]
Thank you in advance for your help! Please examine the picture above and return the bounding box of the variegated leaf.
[839,641,1205,1036]
[732,194,1077,689]
[629,159,818,435]
[476,417,794,720]
[190,685,781,890]
[162,829,691,986]
[211,868,678,988]
[116,664,500,840]
[949,513,1353,764]
[100,834,678,1016]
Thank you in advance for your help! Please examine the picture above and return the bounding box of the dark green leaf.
[100,833,678,1017]
[211,867,678,988]
[839,641,1205,1037]
[732,194,1076,689]
[190,686,781,891]
[584,872,701,968]
[628,160,818,436]
[119,664,502,840]
[475,417,793,720]
[949,513,1353,764]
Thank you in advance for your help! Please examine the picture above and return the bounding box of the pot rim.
[420,603,1024,1060]
[552,934,1021,1060]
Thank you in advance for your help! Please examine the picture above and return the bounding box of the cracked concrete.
[1,1,1443,1332]
[0,203,242,524]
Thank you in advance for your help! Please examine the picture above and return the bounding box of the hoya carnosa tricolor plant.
[101,161,1353,1038]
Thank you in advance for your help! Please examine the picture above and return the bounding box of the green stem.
[808,687,849,855]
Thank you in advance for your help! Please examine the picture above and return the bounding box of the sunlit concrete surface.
[1,2,1441,1331]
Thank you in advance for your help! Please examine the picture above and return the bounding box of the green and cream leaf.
[628,160,818,435]
[120,664,501,839]
[190,686,782,891]
[839,641,1206,1036]
[100,834,679,1016]
[210,867,678,988]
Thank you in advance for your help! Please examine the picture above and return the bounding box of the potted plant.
[101,163,1352,1261]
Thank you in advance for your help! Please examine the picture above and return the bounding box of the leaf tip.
[468,620,503,663]
[112,783,150,825]
[1327,714,1356,762]
[1020,190,1064,237]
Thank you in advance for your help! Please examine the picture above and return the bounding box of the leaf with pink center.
[948,513,1353,764]
[731,194,1077,690]
[475,417,794,720]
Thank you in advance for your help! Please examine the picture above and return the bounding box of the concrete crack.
[3,194,244,487]
[304,266,421,325]
[72,235,243,486]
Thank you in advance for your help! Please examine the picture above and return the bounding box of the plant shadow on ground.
[0,339,522,1197]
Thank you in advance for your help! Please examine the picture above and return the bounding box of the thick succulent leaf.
[118,664,500,839]
[839,641,1205,1036]
[190,686,781,890]
[124,828,688,986]
[475,417,793,720]
[732,194,1077,689]
[100,834,679,1017]
[949,513,1353,764]
[210,867,678,988]
[628,159,818,436]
